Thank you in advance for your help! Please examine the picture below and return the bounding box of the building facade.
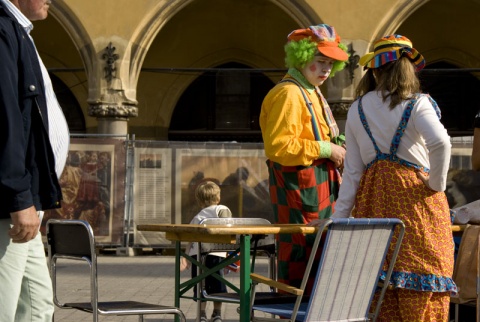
[37,0,480,140]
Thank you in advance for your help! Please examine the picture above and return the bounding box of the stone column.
[88,42,138,135]
[88,82,138,135]
[326,42,363,133]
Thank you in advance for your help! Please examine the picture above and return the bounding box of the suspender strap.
[280,79,322,141]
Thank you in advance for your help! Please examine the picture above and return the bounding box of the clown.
[259,24,348,293]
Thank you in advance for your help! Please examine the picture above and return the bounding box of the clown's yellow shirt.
[260,76,332,167]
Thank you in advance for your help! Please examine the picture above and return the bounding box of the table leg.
[239,234,251,322]
[175,241,181,322]
[197,242,202,322]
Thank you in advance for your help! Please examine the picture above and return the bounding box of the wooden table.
[136,223,317,322]
[452,224,466,236]
[137,223,466,322]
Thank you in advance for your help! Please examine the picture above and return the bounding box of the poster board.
[132,143,173,245]
[175,143,273,225]
[42,138,126,245]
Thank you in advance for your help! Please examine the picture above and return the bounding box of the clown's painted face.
[301,54,335,87]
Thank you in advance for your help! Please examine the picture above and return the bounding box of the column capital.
[88,88,138,118]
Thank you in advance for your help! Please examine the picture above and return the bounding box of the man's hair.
[356,57,420,109]
[284,38,348,77]
[195,181,221,207]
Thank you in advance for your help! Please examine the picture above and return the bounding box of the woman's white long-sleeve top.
[333,91,451,218]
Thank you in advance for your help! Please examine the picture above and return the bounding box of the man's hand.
[9,206,39,243]
[329,143,346,169]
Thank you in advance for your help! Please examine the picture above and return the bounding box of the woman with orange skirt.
[332,35,457,321]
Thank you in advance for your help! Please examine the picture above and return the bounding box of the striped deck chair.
[250,218,405,322]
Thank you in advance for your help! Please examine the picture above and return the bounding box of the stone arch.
[130,0,317,85]
[159,48,284,129]
[396,0,480,135]
[346,0,429,46]
[49,3,93,76]
[132,0,316,139]
[340,0,430,79]
[363,0,430,45]
[165,48,281,141]
[31,4,90,131]
[124,2,192,92]
[423,47,480,70]
[270,0,319,26]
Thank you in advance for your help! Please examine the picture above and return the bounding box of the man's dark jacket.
[0,3,62,219]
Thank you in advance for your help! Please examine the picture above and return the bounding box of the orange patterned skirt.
[352,160,455,322]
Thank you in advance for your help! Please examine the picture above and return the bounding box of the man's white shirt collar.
[0,0,33,33]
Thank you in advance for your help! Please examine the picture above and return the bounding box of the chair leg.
[138,315,144,322]
[268,254,276,291]
[455,303,459,322]
[477,301,480,322]
[176,311,187,322]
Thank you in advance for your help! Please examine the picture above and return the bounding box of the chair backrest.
[47,219,96,260]
[304,218,404,322]
[46,219,98,310]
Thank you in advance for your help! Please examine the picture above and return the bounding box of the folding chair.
[46,219,186,322]
[250,217,405,322]
[450,224,480,322]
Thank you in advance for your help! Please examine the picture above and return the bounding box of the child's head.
[195,181,221,208]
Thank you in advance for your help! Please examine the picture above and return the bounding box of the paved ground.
[50,253,476,322]
[52,254,271,322]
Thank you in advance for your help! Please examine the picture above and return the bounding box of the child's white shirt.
[188,205,231,257]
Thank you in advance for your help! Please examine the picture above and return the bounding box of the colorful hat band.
[360,40,425,71]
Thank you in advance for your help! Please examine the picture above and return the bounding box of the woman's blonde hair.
[195,181,221,207]
[356,57,420,109]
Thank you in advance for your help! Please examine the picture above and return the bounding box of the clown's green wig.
[284,38,348,77]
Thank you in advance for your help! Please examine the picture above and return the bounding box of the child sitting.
[180,181,232,322]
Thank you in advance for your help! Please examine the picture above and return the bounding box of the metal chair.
[46,219,186,322]
[250,217,405,322]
